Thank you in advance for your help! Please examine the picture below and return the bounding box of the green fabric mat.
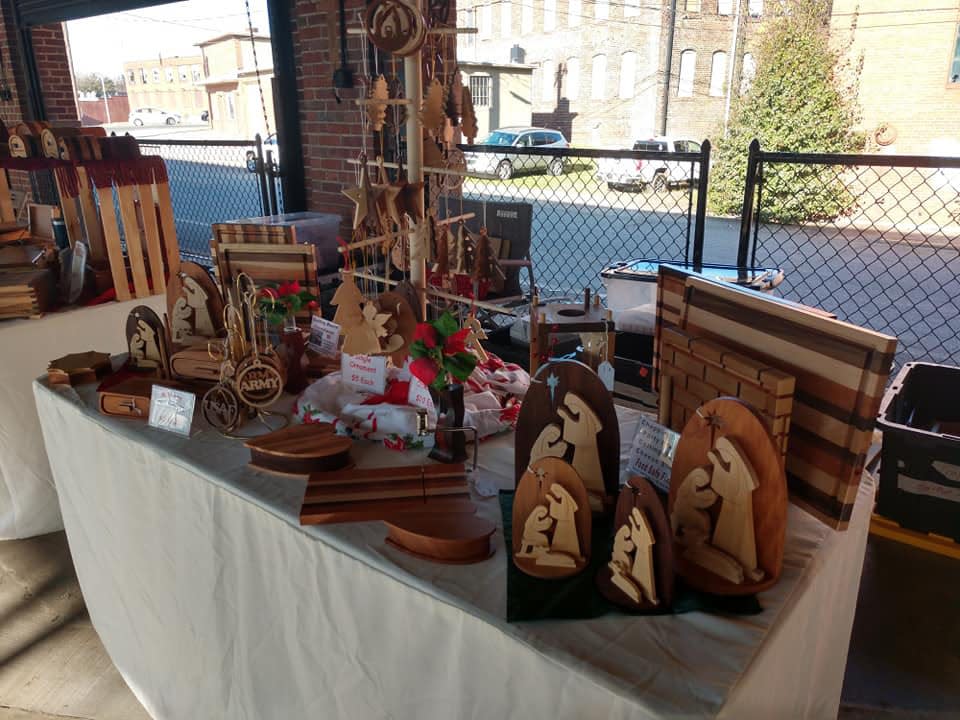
[500,491,762,622]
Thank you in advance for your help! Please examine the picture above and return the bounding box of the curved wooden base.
[672,551,777,596]
[595,565,663,612]
[384,512,495,565]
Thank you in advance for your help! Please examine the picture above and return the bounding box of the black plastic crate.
[876,362,960,542]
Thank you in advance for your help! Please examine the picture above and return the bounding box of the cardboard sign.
[626,414,679,493]
[341,353,387,395]
[148,385,196,437]
[308,316,340,357]
[407,376,436,412]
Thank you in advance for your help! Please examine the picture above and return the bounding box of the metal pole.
[737,138,760,268]
[254,133,270,216]
[266,149,279,215]
[404,20,426,318]
[692,139,711,271]
[723,0,743,135]
[658,0,678,136]
[100,75,111,124]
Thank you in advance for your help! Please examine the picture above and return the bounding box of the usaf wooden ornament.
[596,476,674,611]
[512,457,591,579]
[668,397,788,596]
[515,360,620,513]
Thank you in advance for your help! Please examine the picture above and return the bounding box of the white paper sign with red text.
[341,353,388,395]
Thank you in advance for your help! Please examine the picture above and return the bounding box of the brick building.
[830,0,960,155]
[456,0,769,147]
[198,32,275,138]
[123,54,207,121]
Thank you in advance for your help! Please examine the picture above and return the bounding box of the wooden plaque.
[596,476,674,611]
[668,397,787,596]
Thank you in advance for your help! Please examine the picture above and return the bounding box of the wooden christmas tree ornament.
[596,476,674,611]
[512,456,592,579]
[368,75,389,131]
[385,513,496,564]
[48,351,112,386]
[668,397,788,596]
[460,86,478,144]
[515,360,620,512]
[246,422,353,477]
[125,305,170,377]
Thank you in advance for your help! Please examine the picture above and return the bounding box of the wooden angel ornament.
[512,457,592,579]
[596,476,674,611]
[668,397,788,596]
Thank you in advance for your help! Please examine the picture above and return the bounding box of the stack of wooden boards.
[655,264,897,529]
[1,121,181,303]
[0,268,54,319]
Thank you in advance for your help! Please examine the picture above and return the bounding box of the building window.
[128,70,135,84]
[470,75,491,107]
[951,25,960,83]
[140,67,148,83]
[740,52,756,94]
[619,51,637,99]
[479,4,492,38]
[624,0,640,17]
[595,0,609,21]
[748,0,763,16]
[521,0,533,33]
[165,67,174,82]
[542,60,555,101]
[152,68,160,82]
[179,66,189,81]
[568,0,581,27]
[591,54,607,99]
[566,57,580,100]
[501,0,512,36]
[685,0,701,11]
[192,65,202,82]
[544,0,556,31]
[710,51,727,96]
[678,50,696,97]
[718,0,732,15]
[227,92,236,120]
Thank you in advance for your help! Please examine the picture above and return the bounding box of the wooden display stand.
[529,291,615,375]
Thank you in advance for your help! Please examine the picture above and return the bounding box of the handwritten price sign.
[626,414,680,493]
[407,376,436,412]
[341,353,387,395]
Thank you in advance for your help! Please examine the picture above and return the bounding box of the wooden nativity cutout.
[668,397,788,596]
[596,476,674,611]
[512,456,592,579]
[126,305,170,377]
[167,262,224,348]
[515,360,620,513]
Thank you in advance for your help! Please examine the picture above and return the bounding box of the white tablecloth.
[0,297,164,539]
[34,379,875,719]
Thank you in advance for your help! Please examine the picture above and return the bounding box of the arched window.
[591,54,607,99]
[740,53,757,95]
[566,57,580,100]
[678,50,696,97]
[619,52,637,99]
[709,50,727,97]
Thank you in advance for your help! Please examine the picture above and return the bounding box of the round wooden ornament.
[201,383,242,432]
[596,476,674,611]
[512,457,592,579]
[668,397,788,596]
[234,357,284,409]
[364,0,426,57]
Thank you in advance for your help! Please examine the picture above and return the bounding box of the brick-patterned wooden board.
[658,325,794,466]
[655,265,897,530]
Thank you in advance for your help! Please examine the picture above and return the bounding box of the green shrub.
[709,0,864,223]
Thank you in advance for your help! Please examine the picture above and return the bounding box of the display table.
[0,297,164,539]
[34,378,874,719]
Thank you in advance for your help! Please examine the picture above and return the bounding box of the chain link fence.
[453,142,710,298]
[740,140,960,368]
[135,136,281,265]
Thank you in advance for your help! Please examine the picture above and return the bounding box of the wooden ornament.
[246,422,353,477]
[515,360,620,512]
[331,272,364,328]
[596,476,674,611]
[201,383,242,432]
[668,397,788,596]
[368,75,389,131]
[393,280,424,322]
[461,86,478,144]
[397,180,425,222]
[47,351,112,386]
[446,70,463,125]
[342,301,392,356]
[364,0,426,56]
[376,290,416,364]
[512,457,592,579]
[464,314,488,363]
[440,148,466,192]
[422,138,444,169]
[420,79,446,134]
[234,355,284,409]
[166,262,224,348]
[126,305,170,377]
[385,513,495,564]
[342,164,372,231]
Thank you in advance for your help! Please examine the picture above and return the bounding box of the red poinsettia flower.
[277,280,301,297]
[409,357,440,387]
[443,327,470,356]
[413,322,439,349]
[259,287,278,300]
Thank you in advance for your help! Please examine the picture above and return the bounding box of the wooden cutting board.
[246,422,353,477]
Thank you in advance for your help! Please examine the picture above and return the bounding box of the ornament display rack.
[340,11,493,322]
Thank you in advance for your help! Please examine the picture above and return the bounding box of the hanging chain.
[245,0,273,139]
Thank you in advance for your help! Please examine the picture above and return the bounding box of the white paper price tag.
[626,414,680,493]
[341,353,387,395]
[407,376,436,412]
[308,316,340,357]
[148,385,196,437]
[598,360,615,391]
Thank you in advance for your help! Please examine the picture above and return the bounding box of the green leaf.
[444,351,477,382]
[409,339,428,358]
[433,312,459,339]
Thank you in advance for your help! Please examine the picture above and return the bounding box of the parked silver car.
[465,127,569,180]
[596,137,703,192]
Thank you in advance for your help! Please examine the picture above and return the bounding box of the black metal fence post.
[692,138,711,271]
[266,149,279,216]
[737,138,761,267]
[254,133,270,216]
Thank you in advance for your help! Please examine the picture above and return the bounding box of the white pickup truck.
[595,137,703,192]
